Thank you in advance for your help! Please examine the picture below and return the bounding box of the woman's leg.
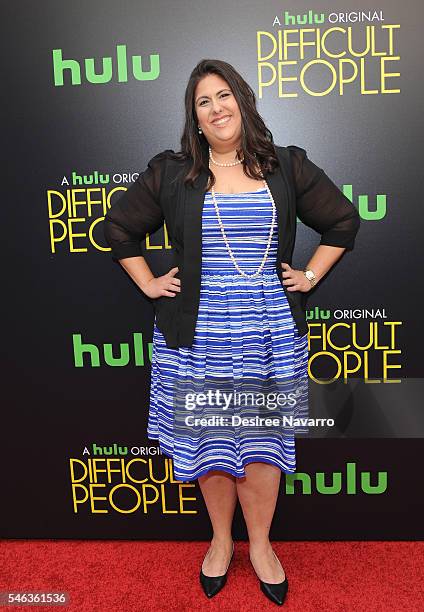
[197,470,237,575]
[236,462,286,583]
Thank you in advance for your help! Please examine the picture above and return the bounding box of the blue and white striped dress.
[147,186,309,481]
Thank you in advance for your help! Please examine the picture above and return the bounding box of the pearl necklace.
[208,155,277,279]
[209,145,243,167]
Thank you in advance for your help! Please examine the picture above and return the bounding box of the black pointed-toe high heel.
[199,542,234,598]
[251,549,289,606]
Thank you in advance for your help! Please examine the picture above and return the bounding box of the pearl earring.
[198,125,202,134]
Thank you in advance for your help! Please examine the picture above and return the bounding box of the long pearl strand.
[208,153,277,279]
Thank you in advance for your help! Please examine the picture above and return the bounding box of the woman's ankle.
[211,535,233,548]
[248,539,273,554]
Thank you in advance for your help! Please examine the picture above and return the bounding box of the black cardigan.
[103,142,361,347]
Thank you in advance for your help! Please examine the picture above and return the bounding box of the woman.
[104,59,360,606]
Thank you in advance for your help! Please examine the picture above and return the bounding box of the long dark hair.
[169,59,280,189]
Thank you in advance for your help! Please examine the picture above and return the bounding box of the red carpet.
[1,541,423,611]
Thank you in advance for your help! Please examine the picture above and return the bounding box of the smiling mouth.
[211,116,231,126]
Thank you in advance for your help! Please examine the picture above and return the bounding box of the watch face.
[305,270,314,280]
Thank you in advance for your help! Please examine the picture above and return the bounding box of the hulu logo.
[53,44,160,86]
[92,443,128,456]
[72,171,110,186]
[73,333,152,367]
[343,185,387,220]
[306,306,331,322]
[284,10,324,25]
[285,462,387,495]
[297,185,385,222]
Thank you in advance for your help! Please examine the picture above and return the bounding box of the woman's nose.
[211,97,223,113]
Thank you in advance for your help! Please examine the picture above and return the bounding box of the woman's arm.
[281,244,346,291]
[118,256,180,298]
[117,255,156,292]
[103,151,167,261]
[281,146,361,292]
[103,150,181,298]
[287,145,361,252]
[304,244,346,283]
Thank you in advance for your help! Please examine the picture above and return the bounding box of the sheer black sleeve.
[103,151,170,262]
[287,145,361,251]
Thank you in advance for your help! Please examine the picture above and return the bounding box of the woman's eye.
[199,93,230,106]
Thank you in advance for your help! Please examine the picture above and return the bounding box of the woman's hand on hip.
[281,262,312,292]
[142,266,181,299]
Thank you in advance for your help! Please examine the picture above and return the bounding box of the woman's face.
[194,73,242,150]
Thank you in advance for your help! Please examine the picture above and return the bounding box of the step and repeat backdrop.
[3,1,423,539]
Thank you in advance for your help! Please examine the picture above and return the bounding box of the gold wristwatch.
[303,268,316,288]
